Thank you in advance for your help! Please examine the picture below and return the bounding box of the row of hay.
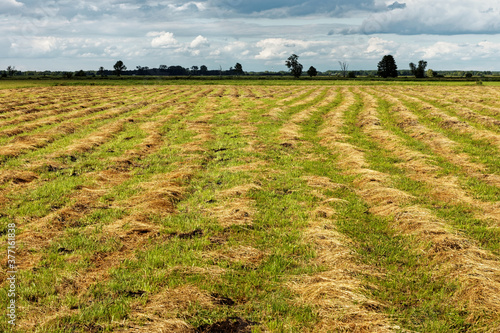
[369,87,500,189]
[357,88,500,223]
[319,88,500,330]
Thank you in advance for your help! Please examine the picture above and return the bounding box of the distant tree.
[98,66,105,77]
[409,60,427,78]
[285,54,303,78]
[75,70,86,77]
[6,66,16,77]
[190,66,199,75]
[465,72,473,78]
[348,71,357,78]
[307,66,318,77]
[63,72,73,79]
[377,55,398,78]
[167,65,188,75]
[136,66,149,75]
[113,60,127,76]
[426,69,435,78]
[159,64,168,71]
[338,61,349,77]
[200,65,208,74]
[234,63,243,75]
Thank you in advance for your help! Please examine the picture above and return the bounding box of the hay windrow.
[2,84,500,331]
[290,215,396,332]
[318,88,500,324]
[369,87,500,188]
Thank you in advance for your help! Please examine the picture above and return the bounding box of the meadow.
[0,81,499,332]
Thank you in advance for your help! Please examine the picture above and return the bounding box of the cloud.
[208,0,375,17]
[149,31,179,48]
[0,0,23,10]
[190,35,209,48]
[347,0,500,35]
[387,2,406,10]
[254,38,329,60]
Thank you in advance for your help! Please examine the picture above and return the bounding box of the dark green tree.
[285,54,303,78]
[307,66,317,77]
[113,60,127,76]
[75,70,86,77]
[200,65,208,74]
[98,66,105,77]
[377,55,398,78]
[234,63,243,75]
[409,60,427,78]
[6,66,16,77]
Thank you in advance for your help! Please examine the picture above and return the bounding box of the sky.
[1,0,500,72]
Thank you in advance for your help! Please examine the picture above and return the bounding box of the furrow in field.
[0,87,192,202]
[69,88,224,332]
[387,87,500,152]
[398,87,500,138]
[0,86,165,139]
[0,86,126,118]
[411,86,500,123]
[0,86,181,130]
[369,87,500,188]
[358,88,500,223]
[272,87,397,331]
[263,86,315,119]
[319,89,500,328]
[0,91,161,159]
[279,87,337,142]
[291,176,397,332]
[1,87,210,272]
[10,90,218,331]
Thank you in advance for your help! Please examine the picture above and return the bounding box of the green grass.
[0,84,498,332]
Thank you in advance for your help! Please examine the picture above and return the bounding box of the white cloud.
[353,0,500,35]
[420,42,460,59]
[150,31,179,48]
[255,38,326,60]
[0,0,23,10]
[365,37,398,56]
[190,35,209,48]
[10,36,58,55]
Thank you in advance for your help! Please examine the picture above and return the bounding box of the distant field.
[0,84,499,332]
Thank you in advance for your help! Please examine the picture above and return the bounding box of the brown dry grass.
[289,215,396,332]
[318,88,500,324]
[358,89,500,223]
[370,87,500,188]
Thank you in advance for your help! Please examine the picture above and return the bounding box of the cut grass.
[0,84,499,332]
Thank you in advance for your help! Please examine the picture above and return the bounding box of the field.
[0,82,499,332]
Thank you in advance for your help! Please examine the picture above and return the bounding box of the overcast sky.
[2,0,500,72]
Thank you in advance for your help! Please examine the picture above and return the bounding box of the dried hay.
[358,187,415,206]
[207,198,255,228]
[104,214,159,241]
[124,285,215,332]
[312,205,337,218]
[129,184,183,215]
[290,218,396,332]
[279,123,301,142]
[303,175,348,191]
[0,170,38,184]
[64,120,125,154]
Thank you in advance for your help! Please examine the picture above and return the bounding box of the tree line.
[2,57,496,79]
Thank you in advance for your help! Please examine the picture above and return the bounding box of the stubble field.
[0,82,499,332]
